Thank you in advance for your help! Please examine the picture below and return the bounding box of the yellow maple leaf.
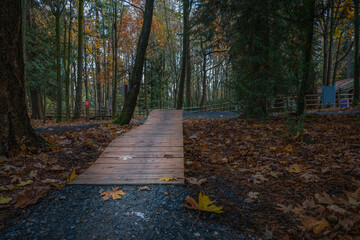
[17,180,33,187]
[184,193,224,213]
[158,177,178,182]
[66,169,78,183]
[301,216,329,234]
[288,163,301,173]
[99,187,126,201]
[0,196,12,204]
[283,144,294,153]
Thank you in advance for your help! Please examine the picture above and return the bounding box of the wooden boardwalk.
[71,110,184,185]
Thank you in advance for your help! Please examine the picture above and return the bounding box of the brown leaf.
[99,187,126,201]
[185,177,207,185]
[315,192,334,205]
[301,216,330,234]
[15,186,48,208]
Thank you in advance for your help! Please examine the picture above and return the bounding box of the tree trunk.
[0,0,43,156]
[115,0,154,125]
[176,0,189,109]
[297,0,315,115]
[354,0,359,105]
[326,0,336,86]
[95,3,102,119]
[322,6,329,86]
[55,3,62,121]
[185,35,191,108]
[112,1,118,118]
[30,88,43,119]
[74,0,84,119]
[65,0,72,120]
[144,59,149,115]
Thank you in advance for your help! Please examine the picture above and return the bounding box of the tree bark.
[176,0,189,109]
[297,0,315,115]
[0,0,43,156]
[55,0,62,121]
[65,0,72,120]
[112,1,118,118]
[30,88,43,119]
[354,0,359,105]
[95,3,102,119]
[115,0,154,125]
[74,0,84,119]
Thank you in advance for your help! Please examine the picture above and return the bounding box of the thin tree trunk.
[144,59,149,115]
[176,0,189,109]
[112,1,118,118]
[115,0,154,124]
[65,0,72,120]
[297,0,315,115]
[326,0,336,86]
[55,1,62,121]
[95,2,102,118]
[74,0,84,118]
[322,5,329,86]
[354,0,359,105]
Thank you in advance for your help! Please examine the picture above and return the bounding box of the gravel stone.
[2,185,244,240]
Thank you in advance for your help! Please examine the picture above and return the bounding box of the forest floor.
[1,111,360,239]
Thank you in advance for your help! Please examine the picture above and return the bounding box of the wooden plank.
[104,146,183,152]
[91,163,183,169]
[100,151,183,158]
[71,109,184,185]
[71,177,184,185]
[93,157,183,164]
[84,168,183,175]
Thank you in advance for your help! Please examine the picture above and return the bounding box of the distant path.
[71,110,184,185]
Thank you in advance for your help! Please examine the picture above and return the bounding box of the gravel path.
[2,185,244,240]
[34,122,110,135]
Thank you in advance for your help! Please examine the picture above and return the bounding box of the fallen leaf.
[250,173,269,184]
[283,144,294,153]
[99,187,126,201]
[327,204,347,214]
[119,156,132,161]
[137,186,150,191]
[247,192,259,199]
[276,204,293,214]
[10,175,22,183]
[186,177,207,185]
[184,193,224,213]
[0,196,12,204]
[15,186,48,208]
[348,197,360,207]
[66,169,78,183]
[17,180,33,187]
[300,173,319,182]
[315,192,333,205]
[184,195,199,210]
[42,179,59,184]
[159,177,179,182]
[288,163,301,173]
[301,216,329,234]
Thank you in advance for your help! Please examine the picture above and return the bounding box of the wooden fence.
[270,93,353,112]
[32,93,354,120]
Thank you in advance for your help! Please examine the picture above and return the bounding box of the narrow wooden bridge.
[71,110,184,185]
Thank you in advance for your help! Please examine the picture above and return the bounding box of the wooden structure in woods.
[71,110,184,185]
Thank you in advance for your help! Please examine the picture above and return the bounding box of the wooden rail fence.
[30,93,355,119]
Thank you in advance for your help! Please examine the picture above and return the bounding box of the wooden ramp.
[71,110,184,185]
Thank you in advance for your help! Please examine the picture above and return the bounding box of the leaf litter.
[183,114,360,238]
[0,121,137,229]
